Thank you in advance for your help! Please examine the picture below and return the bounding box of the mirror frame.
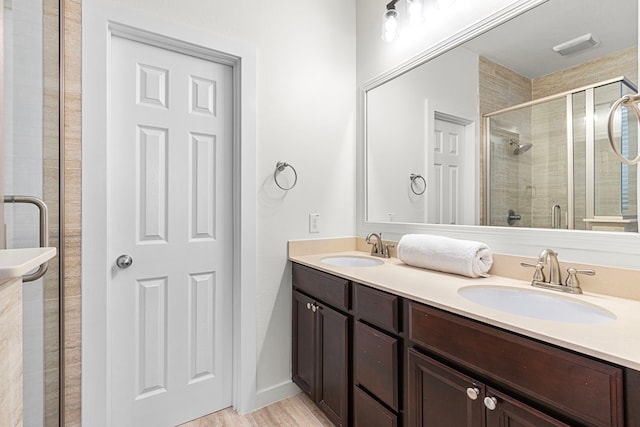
[357,0,640,269]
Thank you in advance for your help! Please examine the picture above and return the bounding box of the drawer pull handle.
[483,396,498,411]
[466,387,480,400]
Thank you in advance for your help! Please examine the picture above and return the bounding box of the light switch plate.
[309,213,320,233]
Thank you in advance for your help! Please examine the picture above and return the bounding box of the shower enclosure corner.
[485,76,638,232]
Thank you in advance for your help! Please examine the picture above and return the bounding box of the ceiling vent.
[552,33,599,56]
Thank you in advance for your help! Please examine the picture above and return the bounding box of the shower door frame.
[484,76,638,230]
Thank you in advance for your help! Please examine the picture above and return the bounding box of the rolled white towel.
[397,234,493,278]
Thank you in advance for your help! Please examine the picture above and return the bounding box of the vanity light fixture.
[382,0,455,42]
[552,33,599,56]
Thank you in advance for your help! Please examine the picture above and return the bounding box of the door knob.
[116,254,133,269]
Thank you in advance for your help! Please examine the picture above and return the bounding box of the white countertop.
[289,250,640,371]
[0,247,57,281]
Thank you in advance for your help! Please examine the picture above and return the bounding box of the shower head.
[509,139,532,155]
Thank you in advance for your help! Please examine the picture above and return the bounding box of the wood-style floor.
[179,393,334,427]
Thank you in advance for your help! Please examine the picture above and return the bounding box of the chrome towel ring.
[607,93,640,165]
[274,161,298,190]
[409,173,426,195]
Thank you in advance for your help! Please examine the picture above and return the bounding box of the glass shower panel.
[3,0,60,425]
[593,82,638,230]
[488,105,533,228]
[530,97,567,229]
[572,91,587,230]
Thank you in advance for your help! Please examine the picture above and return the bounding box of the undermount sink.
[458,285,616,324]
[320,256,384,267]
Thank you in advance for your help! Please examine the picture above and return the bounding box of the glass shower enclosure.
[486,77,638,232]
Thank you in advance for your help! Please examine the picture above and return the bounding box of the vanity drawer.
[292,263,350,311]
[354,386,398,427]
[354,320,399,411]
[354,283,400,334]
[408,302,624,427]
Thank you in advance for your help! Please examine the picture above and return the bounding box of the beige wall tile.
[0,278,24,426]
[62,0,82,422]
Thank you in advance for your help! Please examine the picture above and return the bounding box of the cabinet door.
[407,349,484,427]
[317,302,350,427]
[355,321,399,410]
[484,387,570,427]
[292,290,317,399]
[354,386,398,427]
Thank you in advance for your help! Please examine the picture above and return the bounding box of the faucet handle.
[382,243,395,257]
[521,262,545,283]
[565,267,595,293]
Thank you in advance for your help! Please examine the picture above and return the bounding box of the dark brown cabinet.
[292,264,350,426]
[353,283,402,427]
[408,348,569,427]
[407,348,484,426]
[408,302,625,427]
[292,291,317,398]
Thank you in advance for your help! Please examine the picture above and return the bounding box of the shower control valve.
[507,209,521,225]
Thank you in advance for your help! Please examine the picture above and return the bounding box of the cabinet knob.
[466,387,480,400]
[311,304,318,313]
[306,302,312,310]
[483,396,498,411]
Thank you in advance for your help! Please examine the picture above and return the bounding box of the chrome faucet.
[365,232,394,258]
[537,248,561,285]
[521,248,595,294]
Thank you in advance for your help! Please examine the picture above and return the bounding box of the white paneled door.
[431,118,465,225]
[108,36,233,427]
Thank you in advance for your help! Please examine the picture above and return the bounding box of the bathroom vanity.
[290,245,640,427]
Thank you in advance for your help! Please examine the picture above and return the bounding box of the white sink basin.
[458,285,616,324]
[320,256,384,267]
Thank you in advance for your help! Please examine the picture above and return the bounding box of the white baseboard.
[254,380,301,411]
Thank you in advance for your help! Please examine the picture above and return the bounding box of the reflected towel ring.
[409,173,426,195]
[274,161,298,190]
[607,94,640,165]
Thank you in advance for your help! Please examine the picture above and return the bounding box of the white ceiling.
[463,0,637,79]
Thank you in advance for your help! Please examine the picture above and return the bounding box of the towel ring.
[274,161,298,190]
[607,94,640,165]
[409,173,426,195]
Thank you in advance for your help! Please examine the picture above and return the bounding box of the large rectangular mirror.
[365,0,638,231]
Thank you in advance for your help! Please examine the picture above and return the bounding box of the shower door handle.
[551,204,561,229]
[3,195,49,282]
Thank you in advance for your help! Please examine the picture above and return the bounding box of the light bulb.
[381,9,400,42]
[407,0,425,26]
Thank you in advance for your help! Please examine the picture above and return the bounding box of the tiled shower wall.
[62,0,82,424]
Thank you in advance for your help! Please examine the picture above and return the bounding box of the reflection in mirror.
[365,0,638,231]
[366,48,478,225]
[487,77,638,231]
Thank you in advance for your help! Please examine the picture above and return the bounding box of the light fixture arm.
[386,0,401,10]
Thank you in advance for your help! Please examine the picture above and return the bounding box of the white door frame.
[81,4,257,425]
